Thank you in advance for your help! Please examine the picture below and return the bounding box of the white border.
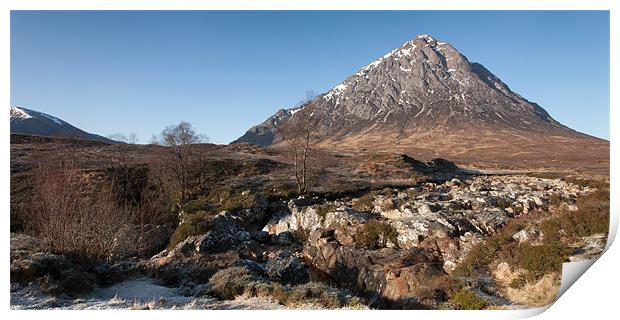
[2,1,617,320]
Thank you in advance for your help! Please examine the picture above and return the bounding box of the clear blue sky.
[11,11,610,143]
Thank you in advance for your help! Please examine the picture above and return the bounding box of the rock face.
[303,229,444,308]
[233,34,608,168]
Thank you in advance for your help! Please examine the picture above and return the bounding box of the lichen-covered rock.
[265,250,309,285]
[263,200,372,235]
[197,212,251,253]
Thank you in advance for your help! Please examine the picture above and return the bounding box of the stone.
[265,250,309,285]
[303,229,444,305]
[275,231,295,246]
[196,212,251,254]
[512,229,531,244]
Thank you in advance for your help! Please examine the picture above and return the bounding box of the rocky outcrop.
[265,175,591,273]
[263,199,372,235]
[166,212,251,258]
[303,229,445,308]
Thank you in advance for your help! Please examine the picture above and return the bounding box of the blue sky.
[11,11,610,143]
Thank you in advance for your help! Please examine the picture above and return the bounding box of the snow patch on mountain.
[10,106,33,120]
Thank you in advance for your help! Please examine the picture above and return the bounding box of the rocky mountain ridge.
[234,34,608,170]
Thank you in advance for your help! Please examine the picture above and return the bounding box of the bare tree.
[279,104,317,194]
[154,122,207,204]
[106,133,141,204]
[295,89,317,107]
[106,133,138,165]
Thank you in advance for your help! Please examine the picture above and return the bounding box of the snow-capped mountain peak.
[10,106,113,143]
[10,106,33,120]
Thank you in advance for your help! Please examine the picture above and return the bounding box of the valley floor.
[10,173,608,310]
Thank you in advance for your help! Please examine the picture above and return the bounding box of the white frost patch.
[447,69,456,73]
[40,113,63,125]
[400,66,412,72]
[11,278,283,310]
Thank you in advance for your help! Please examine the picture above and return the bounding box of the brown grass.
[492,266,560,307]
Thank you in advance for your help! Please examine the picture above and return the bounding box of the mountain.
[10,106,114,143]
[233,34,608,170]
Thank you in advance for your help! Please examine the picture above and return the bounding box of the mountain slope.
[10,106,114,143]
[233,34,608,170]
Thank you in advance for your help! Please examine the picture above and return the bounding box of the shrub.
[182,197,209,214]
[284,282,347,308]
[211,272,367,309]
[352,193,376,213]
[547,193,564,207]
[539,219,562,243]
[507,243,572,277]
[541,189,609,242]
[497,198,512,209]
[24,162,172,264]
[267,281,366,309]
[453,222,518,276]
[450,289,488,310]
[415,274,462,305]
[168,215,210,248]
[354,220,399,249]
[208,187,266,213]
[565,177,609,189]
[209,266,260,300]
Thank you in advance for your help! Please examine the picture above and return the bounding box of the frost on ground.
[10,277,282,310]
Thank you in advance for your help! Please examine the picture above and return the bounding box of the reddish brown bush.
[24,160,172,264]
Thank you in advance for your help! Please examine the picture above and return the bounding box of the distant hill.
[10,106,114,144]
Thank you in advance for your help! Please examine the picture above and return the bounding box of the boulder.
[263,200,371,236]
[303,229,445,306]
[110,224,172,260]
[265,250,309,285]
[196,212,251,254]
